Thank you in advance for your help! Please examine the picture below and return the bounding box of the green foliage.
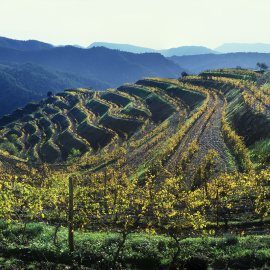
[67,148,81,162]
[0,141,19,156]
[257,62,268,70]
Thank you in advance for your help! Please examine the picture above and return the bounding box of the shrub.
[0,141,19,156]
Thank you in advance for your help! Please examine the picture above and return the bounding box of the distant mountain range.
[214,43,270,53]
[0,36,54,51]
[0,37,187,117]
[0,45,185,86]
[2,36,270,117]
[88,42,219,56]
[169,53,270,74]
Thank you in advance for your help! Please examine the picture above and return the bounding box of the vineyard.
[1,68,270,269]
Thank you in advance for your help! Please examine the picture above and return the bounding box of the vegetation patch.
[121,103,150,118]
[25,134,41,150]
[100,92,131,107]
[68,107,87,124]
[42,106,59,115]
[5,129,22,140]
[23,122,36,135]
[56,130,88,159]
[145,93,175,122]
[40,141,60,163]
[99,112,143,137]
[54,100,71,110]
[21,114,34,122]
[56,92,80,107]
[117,85,152,99]
[77,120,114,151]
[23,102,40,113]
[0,141,19,156]
[86,99,110,116]
[51,114,70,132]
[38,117,51,131]
[199,71,257,81]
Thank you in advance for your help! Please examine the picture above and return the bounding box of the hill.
[169,52,270,74]
[88,42,156,54]
[0,63,110,117]
[215,43,270,53]
[158,45,219,57]
[1,68,270,269]
[0,46,186,87]
[0,36,54,51]
[88,42,219,56]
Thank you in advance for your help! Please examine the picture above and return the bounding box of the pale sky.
[0,0,269,50]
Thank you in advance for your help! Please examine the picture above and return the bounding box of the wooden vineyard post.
[69,176,74,252]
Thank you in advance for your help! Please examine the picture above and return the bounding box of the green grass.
[99,112,144,138]
[249,137,270,168]
[44,127,53,141]
[117,85,152,99]
[136,79,205,110]
[121,103,150,118]
[54,100,71,110]
[38,117,51,130]
[86,99,110,116]
[2,221,270,269]
[68,107,87,124]
[51,114,70,132]
[56,130,88,159]
[25,134,40,150]
[42,106,59,115]
[23,122,36,135]
[100,92,131,107]
[40,140,60,163]
[77,120,114,151]
[145,93,175,123]
[5,129,22,140]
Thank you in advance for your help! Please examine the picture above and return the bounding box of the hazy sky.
[0,0,269,49]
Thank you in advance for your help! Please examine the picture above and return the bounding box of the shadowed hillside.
[0,46,186,86]
[0,63,110,117]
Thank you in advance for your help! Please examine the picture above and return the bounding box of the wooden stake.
[69,176,74,252]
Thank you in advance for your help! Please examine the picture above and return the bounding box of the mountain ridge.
[215,43,270,53]
[0,45,186,87]
[169,52,270,74]
[0,36,54,51]
[88,42,219,56]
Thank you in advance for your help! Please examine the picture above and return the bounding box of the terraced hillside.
[2,68,270,269]
[1,69,270,176]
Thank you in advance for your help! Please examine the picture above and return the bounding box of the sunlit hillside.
[1,68,270,269]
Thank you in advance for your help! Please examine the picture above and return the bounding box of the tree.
[67,148,81,162]
[47,91,53,97]
[181,71,188,77]
[256,62,268,71]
